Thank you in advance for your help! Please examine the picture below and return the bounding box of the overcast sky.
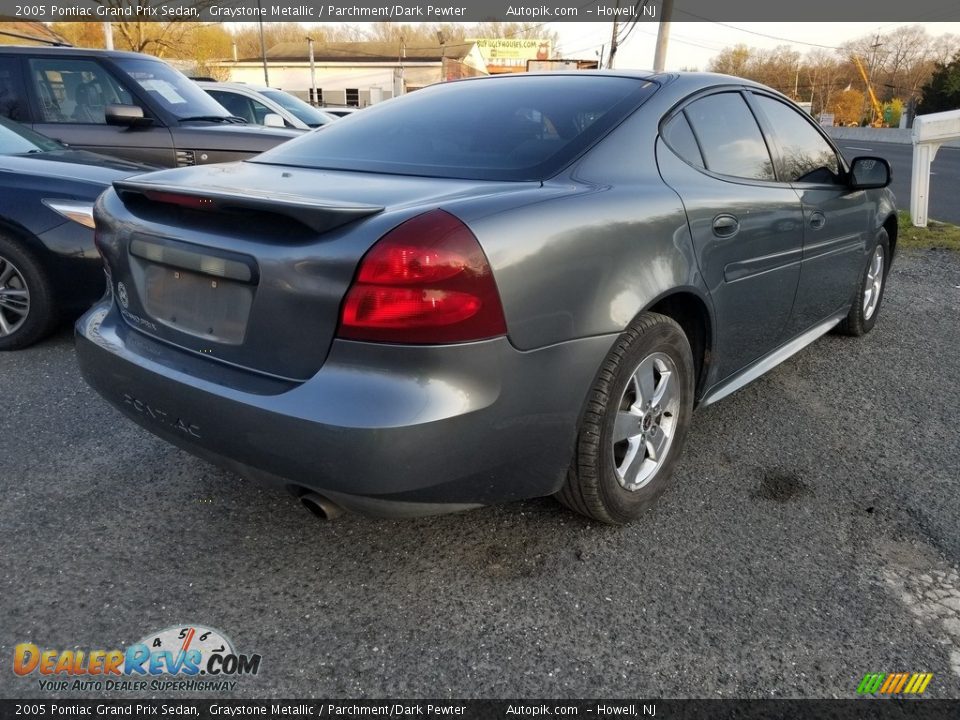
[550,22,960,69]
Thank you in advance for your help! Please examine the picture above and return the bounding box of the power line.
[672,12,843,50]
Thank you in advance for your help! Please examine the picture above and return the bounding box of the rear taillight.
[337,210,507,344]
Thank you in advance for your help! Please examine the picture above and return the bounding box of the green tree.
[882,98,904,127]
[917,51,960,114]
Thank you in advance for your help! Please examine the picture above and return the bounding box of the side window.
[662,112,704,168]
[684,93,775,181]
[0,58,28,122]
[753,95,841,184]
[208,90,254,123]
[248,98,276,125]
[28,58,134,124]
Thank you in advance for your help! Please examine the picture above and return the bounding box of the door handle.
[712,214,740,238]
[809,211,826,230]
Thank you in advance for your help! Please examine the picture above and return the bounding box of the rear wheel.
[0,236,57,350]
[837,229,889,337]
[558,312,695,524]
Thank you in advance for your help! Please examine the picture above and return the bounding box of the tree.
[829,89,865,126]
[917,51,960,114]
[708,44,801,97]
[182,24,233,80]
[229,23,363,60]
[709,44,751,77]
[882,98,904,127]
[803,49,846,116]
[49,22,108,48]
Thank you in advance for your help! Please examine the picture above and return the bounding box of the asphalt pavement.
[2,248,960,700]
[838,141,960,225]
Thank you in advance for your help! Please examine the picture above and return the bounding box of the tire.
[0,235,58,351]
[557,312,695,524]
[837,228,890,337]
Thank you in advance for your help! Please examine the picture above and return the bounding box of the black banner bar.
[2,700,960,720]
[0,0,959,23]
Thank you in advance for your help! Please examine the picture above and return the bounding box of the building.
[215,41,488,107]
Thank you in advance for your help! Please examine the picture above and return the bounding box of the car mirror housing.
[263,113,286,128]
[105,104,152,127]
[849,156,891,189]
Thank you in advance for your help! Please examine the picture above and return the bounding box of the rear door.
[748,92,872,334]
[657,90,804,381]
[25,56,175,166]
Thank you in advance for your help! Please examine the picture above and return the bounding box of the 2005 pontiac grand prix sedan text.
[76,72,896,523]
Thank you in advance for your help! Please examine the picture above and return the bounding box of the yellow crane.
[852,56,885,127]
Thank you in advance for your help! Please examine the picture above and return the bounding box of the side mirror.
[263,113,285,128]
[849,156,891,189]
[105,104,152,127]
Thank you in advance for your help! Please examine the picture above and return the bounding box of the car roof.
[0,45,162,61]
[198,82,272,92]
[444,70,785,105]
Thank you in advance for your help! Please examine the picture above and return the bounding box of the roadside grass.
[897,211,960,251]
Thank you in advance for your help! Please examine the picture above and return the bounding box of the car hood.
[0,150,154,185]
[172,123,304,151]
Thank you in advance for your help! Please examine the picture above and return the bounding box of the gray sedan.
[76,72,896,523]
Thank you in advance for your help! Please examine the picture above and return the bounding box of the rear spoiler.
[113,179,384,234]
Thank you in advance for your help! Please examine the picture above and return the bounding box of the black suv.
[0,46,302,167]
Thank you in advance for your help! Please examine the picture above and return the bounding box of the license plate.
[141,265,253,345]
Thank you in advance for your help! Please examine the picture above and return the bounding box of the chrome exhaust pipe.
[299,492,343,521]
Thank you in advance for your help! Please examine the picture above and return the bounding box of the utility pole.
[865,33,883,125]
[607,0,620,69]
[256,0,269,86]
[653,0,674,72]
[868,33,883,84]
[307,36,317,106]
[102,22,112,50]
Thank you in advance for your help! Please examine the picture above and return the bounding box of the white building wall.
[218,62,442,103]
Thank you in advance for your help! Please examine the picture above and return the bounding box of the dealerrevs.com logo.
[13,625,261,692]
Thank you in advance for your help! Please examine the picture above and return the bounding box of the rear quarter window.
[662,112,704,168]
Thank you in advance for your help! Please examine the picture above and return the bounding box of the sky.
[549,22,960,70]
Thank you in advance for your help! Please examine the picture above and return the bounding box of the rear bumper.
[76,303,614,514]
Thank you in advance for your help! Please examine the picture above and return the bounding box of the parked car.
[0,116,151,350]
[0,46,302,167]
[197,82,338,130]
[76,72,896,523]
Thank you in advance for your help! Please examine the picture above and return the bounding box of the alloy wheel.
[612,351,680,491]
[0,255,30,338]
[862,245,884,320]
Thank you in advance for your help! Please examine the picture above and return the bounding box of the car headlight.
[42,199,96,229]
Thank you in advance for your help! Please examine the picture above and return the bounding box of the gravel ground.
[1,247,959,700]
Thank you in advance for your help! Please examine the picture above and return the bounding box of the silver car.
[76,72,896,523]
[198,81,338,130]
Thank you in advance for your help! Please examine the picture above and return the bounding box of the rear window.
[252,75,657,181]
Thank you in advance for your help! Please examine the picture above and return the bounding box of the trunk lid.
[98,162,532,381]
